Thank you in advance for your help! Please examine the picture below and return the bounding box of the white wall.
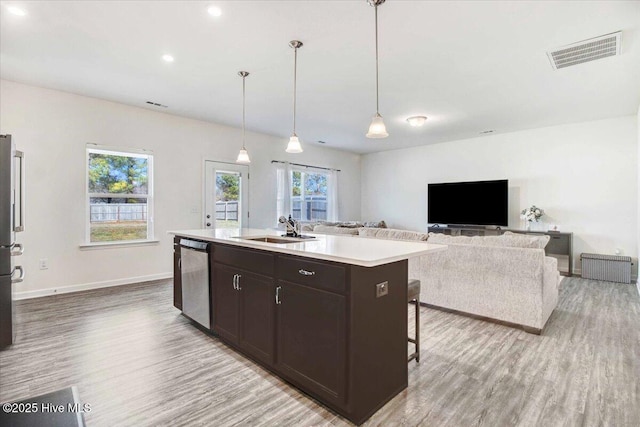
[0,80,361,297]
[361,116,638,276]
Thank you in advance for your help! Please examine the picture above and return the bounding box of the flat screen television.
[428,179,508,226]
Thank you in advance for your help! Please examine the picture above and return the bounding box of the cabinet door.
[238,273,275,365]
[173,241,182,310]
[213,263,240,344]
[276,281,346,406]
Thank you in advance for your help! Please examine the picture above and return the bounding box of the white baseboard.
[15,272,173,300]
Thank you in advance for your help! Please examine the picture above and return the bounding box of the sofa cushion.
[501,232,550,249]
[358,227,428,241]
[427,232,549,249]
[426,233,474,245]
[362,220,387,228]
[313,224,359,235]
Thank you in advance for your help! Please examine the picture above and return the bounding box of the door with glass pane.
[204,161,249,230]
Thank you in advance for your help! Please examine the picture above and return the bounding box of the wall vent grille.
[547,31,621,70]
[145,101,168,108]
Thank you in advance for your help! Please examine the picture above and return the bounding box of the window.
[86,146,153,243]
[276,163,338,222]
[291,169,328,221]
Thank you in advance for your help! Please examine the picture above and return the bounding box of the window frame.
[84,144,155,247]
[290,166,329,222]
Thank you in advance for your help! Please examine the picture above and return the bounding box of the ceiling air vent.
[547,31,621,70]
[145,101,168,108]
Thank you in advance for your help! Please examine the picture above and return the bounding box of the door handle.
[275,286,282,305]
[236,274,242,291]
[206,223,211,227]
[206,214,211,219]
[11,266,25,283]
[10,243,24,256]
[14,150,25,232]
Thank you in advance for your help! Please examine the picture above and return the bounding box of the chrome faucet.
[278,215,299,237]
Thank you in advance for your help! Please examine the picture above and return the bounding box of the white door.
[204,161,249,230]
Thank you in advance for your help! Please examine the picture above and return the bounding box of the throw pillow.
[336,221,364,228]
[362,220,387,228]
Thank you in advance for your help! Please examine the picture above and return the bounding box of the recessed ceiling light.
[7,6,27,16]
[208,6,222,17]
[162,54,174,63]
[406,116,427,127]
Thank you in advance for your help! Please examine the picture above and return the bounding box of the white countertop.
[169,228,446,267]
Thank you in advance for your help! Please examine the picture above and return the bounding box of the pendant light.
[236,71,251,164]
[286,40,304,153]
[366,0,389,138]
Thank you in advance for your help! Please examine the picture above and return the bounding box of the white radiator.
[580,253,632,284]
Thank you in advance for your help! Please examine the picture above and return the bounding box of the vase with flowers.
[520,205,544,230]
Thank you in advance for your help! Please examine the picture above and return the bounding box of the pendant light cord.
[242,75,246,149]
[293,46,298,135]
[374,4,380,115]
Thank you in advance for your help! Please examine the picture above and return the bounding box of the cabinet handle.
[232,274,237,290]
[236,274,242,291]
[275,286,282,305]
[178,258,181,270]
[298,269,315,276]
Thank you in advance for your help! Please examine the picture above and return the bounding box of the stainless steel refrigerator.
[1,134,25,347]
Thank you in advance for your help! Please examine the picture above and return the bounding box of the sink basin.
[240,236,302,244]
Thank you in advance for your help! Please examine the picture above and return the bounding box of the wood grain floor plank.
[1,277,638,426]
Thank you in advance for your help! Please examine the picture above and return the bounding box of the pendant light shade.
[366,0,389,139]
[367,113,389,138]
[287,40,304,153]
[236,71,251,164]
[236,148,250,163]
[286,135,303,153]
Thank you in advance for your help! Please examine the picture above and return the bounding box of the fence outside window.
[292,196,327,221]
[90,204,147,222]
[216,201,239,221]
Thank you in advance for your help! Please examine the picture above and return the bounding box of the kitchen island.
[170,228,446,425]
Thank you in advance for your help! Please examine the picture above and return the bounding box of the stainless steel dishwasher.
[179,238,211,329]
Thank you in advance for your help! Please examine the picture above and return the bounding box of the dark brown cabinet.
[175,239,409,425]
[238,272,275,365]
[212,245,276,365]
[173,237,182,310]
[212,263,240,343]
[276,280,346,405]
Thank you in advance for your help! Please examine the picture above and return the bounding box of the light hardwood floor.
[1,277,639,426]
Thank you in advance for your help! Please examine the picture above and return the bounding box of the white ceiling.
[1,1,639,154]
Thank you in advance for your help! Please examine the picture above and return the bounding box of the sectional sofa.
[310,223,562,334]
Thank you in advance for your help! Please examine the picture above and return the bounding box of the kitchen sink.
[237,235,317,244]
[240,236,303,244]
